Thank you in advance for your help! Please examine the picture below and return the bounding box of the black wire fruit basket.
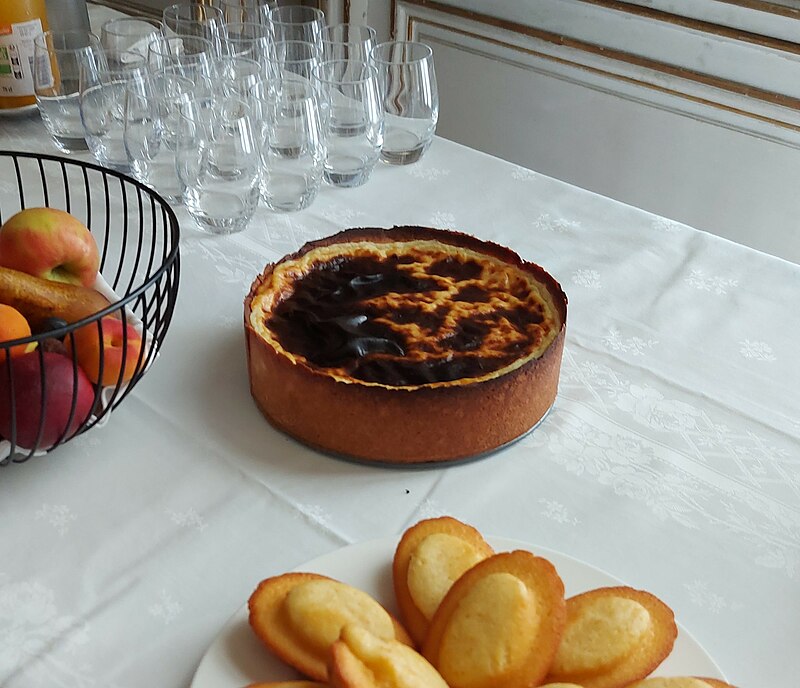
[0,151,180,464]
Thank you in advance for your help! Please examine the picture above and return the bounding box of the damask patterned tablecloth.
[1,100,799,686]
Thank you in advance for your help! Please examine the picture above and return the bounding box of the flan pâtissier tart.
[244,226,567,464]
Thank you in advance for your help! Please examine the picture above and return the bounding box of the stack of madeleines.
[246,517,737,688]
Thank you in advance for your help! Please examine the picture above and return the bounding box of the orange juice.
[0,0,49,110]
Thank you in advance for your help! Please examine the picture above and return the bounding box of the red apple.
[0,351,95,450]
[65,316,143,386]
[0,207,100,287]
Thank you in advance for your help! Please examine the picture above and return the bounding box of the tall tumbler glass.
[80,50,147,171]
[252,78,324,211]
[313,59,383,188]
[33,30,105,153]
[124,71,193,203]
[370,41,438,165]
[177,96,261,233]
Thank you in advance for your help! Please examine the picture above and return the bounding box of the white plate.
[191,536,726,687]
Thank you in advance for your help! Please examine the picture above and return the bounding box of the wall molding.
[393,0,800,145]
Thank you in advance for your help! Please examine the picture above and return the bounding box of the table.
[2,25,799,688]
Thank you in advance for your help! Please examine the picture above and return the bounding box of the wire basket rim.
[0,149,181,347]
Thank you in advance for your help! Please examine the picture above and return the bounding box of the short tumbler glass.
[370,41,438,165]
[124,71,193,203]
[80,51,147,171]
[252,79,324,212]
[33,30,105,153]
[313,59,383,188]
[177,96,261,234]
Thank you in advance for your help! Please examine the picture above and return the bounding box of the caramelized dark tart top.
[249,232,565,389]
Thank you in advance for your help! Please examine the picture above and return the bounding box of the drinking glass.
[33,30,105,153]
[217,0,274,24]
[267,40,320,84]
[80,50,147,171]
[322,24,376,62]
[221,21,271,63]
[217,56,261,97]
[162,3,227,55]
[252,78,324,211]
[370,41,438,165]
[177,96,261,233]
[100,17,161,58]
[262,5,324,47]
[146,34,216,82]
[124,71,194,203]
[313,59,383,187]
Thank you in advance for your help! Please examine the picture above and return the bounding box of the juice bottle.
[0,0,50,111]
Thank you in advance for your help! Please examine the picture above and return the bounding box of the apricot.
[0,304,37,361]
[65,315,143,386]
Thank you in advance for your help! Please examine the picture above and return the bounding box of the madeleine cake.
[244,226,567,464]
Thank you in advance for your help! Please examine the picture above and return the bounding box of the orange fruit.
[0,304,37,361]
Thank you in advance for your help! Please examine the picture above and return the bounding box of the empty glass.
[124,71,193,203]
[100,17,160,58]
[162,3,227,55]
[217,56,261,97]
[322,24,376,62]
[221,21,271,63]
[267,40,320,85]
[263,6,324,47]
[177,96,261,233]
[252,78,324,211]
[33,30,105,153]
[370,41,438,165]
[80,50,147,171]
[146,34,216,82]
[313,59,383,187]
[217,0,274,24]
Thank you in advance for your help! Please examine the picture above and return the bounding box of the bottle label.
[0,18,46,98]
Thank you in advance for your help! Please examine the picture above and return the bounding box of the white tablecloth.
[2,30,799,687]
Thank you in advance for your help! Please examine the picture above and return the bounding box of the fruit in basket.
[0,207,100,287]
[0,304,37,361]
[0,350,95,449]
[65,315,143,386]
[0,266,111,331]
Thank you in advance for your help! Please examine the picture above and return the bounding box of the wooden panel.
[392,0,800,262]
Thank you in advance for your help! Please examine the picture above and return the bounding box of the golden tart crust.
[244,226,567,464]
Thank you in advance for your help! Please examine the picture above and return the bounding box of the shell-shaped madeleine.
[392,516,495,645]
[328,624,450,688]
[545,586,677,688]
[422,550,566,688]
[248,573,413,682]
[626,679,738,688]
